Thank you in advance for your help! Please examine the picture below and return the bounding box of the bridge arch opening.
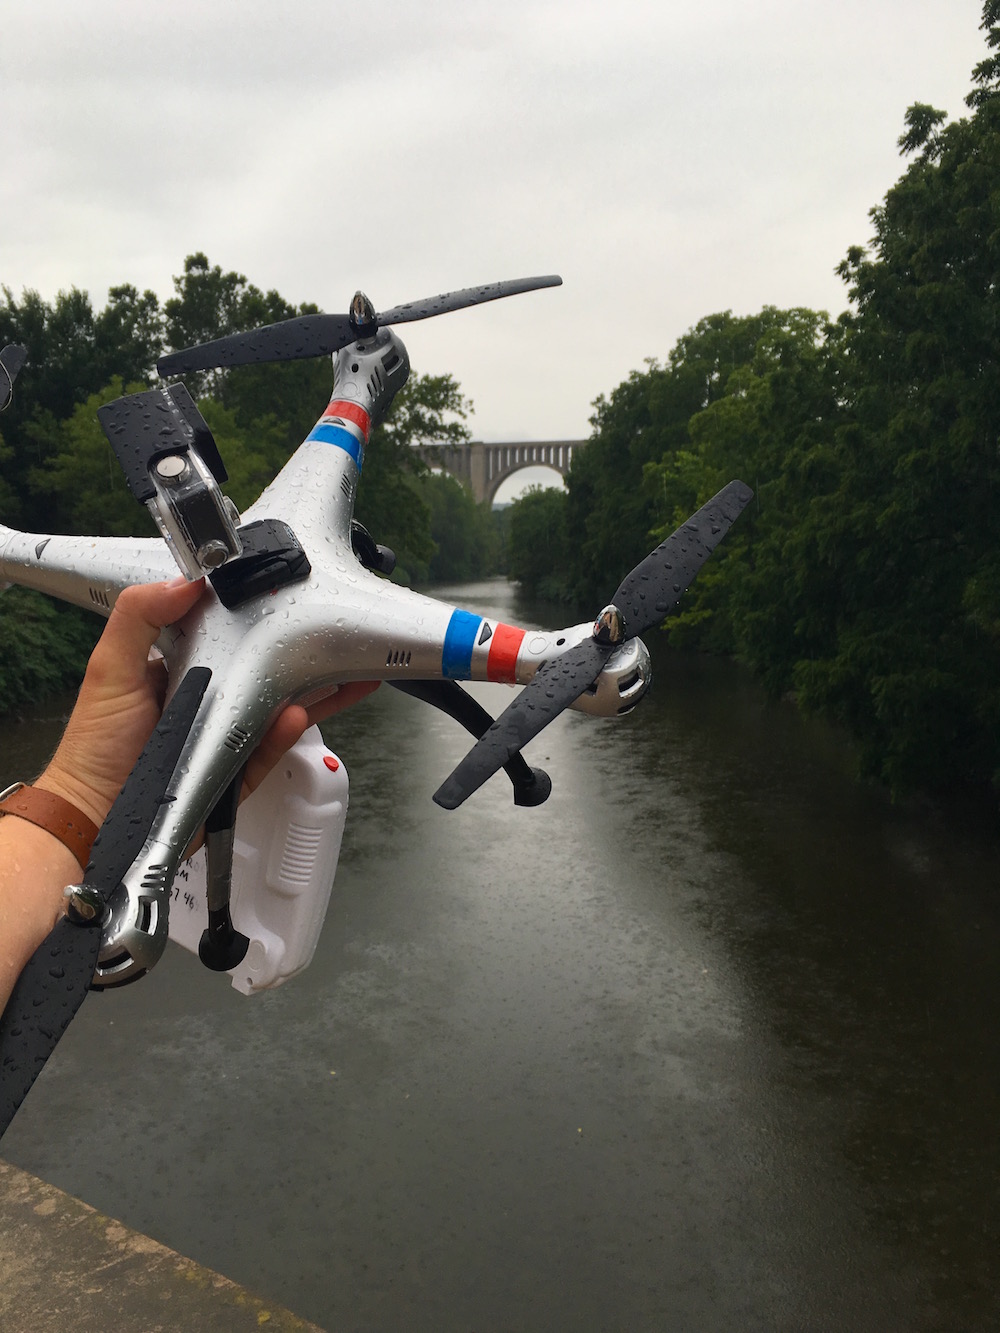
[492,465,567,507]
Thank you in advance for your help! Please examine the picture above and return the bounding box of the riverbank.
[0,1159,320,1333]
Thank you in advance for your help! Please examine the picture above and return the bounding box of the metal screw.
[64,884,107,927]
[155,454,189,481]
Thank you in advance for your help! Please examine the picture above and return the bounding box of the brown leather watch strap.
[0,783,100,870]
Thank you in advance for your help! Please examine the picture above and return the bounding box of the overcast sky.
[1,1,989,474]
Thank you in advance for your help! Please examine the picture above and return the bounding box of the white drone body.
[0,314,651,991]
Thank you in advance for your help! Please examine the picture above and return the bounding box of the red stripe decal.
[487,622,525,683]
[324,399,372,441]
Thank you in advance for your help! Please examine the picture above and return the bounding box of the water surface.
[3,578,998,1330]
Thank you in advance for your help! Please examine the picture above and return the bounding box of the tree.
[795,74,1000,791]
[643,309,842,664]
[27,379,158,536]
[415,471,499,584]
[506,486,572,601]
[0,284,163,528]
[163,252,329,456]
[354,371,472,584]
[0,587,99,718]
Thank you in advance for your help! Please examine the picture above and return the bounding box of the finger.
[241,683,381,797]
[303,680,381,727]
[84,578,206,696]
[242,706,311,797]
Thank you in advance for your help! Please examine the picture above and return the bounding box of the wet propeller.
[432,480,754,810]
[0,344,27,411]
[157,275,562,376]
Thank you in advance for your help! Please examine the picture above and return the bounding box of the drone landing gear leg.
[198,772,250,972]
[390,680,551,806]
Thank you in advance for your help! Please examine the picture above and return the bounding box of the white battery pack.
[168,725,349,994]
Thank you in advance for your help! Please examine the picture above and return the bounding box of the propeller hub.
[349,291,378,339]
[593,603,627,645]
[64,884,108,927]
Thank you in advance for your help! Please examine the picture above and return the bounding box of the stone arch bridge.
[413,439,586,505]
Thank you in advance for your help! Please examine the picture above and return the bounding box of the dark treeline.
[0,253,499,713]
[508,3,1000,799]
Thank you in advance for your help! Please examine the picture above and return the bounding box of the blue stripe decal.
[442,609,483,679]
[306,421,364,469]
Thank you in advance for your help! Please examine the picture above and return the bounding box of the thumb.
[86,577,206,694]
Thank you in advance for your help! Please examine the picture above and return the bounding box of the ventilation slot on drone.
[135,898,154,934]
[140,865,168,896]
[382,350,401,372]
[340,473,354,499]
[384,648,412,668]
[98,948,133,974]
[225,724,251,753]
[89,586,111,609]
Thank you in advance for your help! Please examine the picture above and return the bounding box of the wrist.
[0,780,102,871]
[34,763,114,831]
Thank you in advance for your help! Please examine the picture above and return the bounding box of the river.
[2,578,999,1331]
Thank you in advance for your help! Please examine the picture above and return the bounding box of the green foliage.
[354,371,472,583]
[412,472,499,584]
[162,253,329,453]
[27,378,158,536]
[198,397,291,516]
[967,1,1000,108]
[0,588,99,716]
[0,284,163,527]
[506,486,572,601]
[797,74,1000,792]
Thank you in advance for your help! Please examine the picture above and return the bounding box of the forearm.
[0,808,82,1015]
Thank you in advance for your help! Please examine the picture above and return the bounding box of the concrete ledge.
[0,1159,322,1333]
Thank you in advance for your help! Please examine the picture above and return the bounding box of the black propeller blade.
[158,314,356,376]
[0,668,211,1136]
[157,275,562,377]
[432,480,753,811]
[0,344,27,411]
[390,679,551,806]
[376,276,562,327]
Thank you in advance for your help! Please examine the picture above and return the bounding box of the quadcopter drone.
[0,279,751,1129]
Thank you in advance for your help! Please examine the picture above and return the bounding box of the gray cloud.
[1,0,986,441]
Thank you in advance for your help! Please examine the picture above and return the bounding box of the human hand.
[1,578,378,1016]
[36,577,379,828]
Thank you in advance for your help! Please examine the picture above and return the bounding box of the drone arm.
[92,677,280,987]
[0,526,176,615]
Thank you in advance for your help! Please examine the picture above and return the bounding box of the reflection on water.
[2,578,999,1331]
